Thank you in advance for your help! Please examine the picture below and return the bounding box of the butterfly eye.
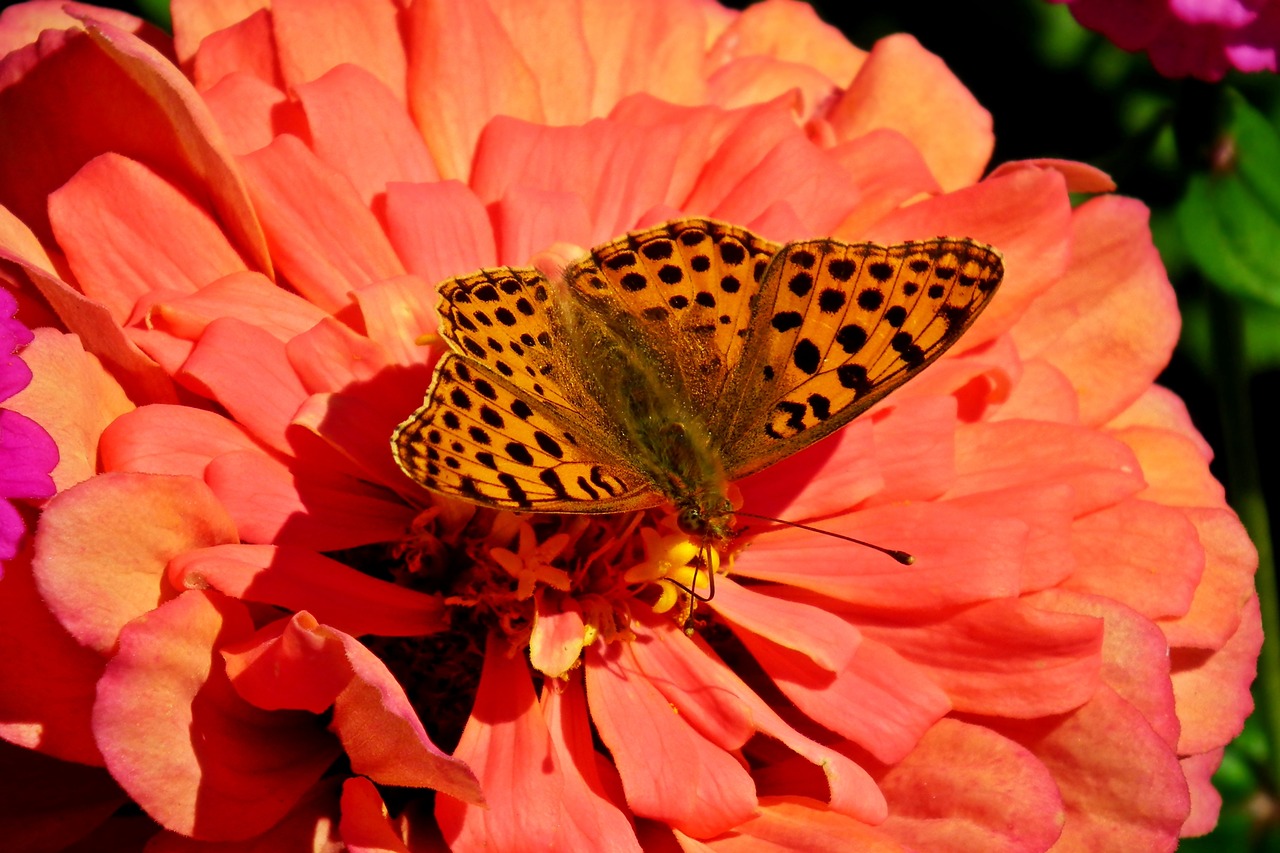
[676,506,706,537]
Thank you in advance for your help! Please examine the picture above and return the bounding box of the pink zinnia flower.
[0,287,56,565]
[1053,0,1280,79]
[0,1,1260,850]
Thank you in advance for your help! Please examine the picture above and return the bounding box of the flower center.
[358,501,732,749]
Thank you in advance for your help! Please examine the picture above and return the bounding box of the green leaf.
[1177,89,1280,309]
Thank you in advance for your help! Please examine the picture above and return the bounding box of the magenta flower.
[1055,0,1280,80]
[0,287,56,564]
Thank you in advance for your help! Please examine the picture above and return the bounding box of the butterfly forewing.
[564,219,780,415]
[392,353,657,513]
[719,237,1003,479]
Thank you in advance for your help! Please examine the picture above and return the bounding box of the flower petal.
[857,598,1103,718]
[585,638,758,838]
[93,590,340,840]
[170,543,446,637]
[1001,687,1190,850]
[741,631,950,763]
[870,719,1065,853]
[239,135,405,311]
[1011,196,1179,425]
[0,738,126,852]
[295,64,438,206]
[48,153,250,323]
[437,641,642,851]
[383,181,498,284]
[1171,594,1261,755]
[330,634,482,802]
[826,34,992,191]
[271,0,406,102]
[34,472,238,654]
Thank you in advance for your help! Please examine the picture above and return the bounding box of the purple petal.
[0,409,57,500]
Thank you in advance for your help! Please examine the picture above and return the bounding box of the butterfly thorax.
[560,293,736,540]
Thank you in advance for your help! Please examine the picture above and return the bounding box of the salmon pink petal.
[0,739,127,852]
[189,9,280,93]
[4,330,133,490]
[179,317,306,452]
[204,449,413,550]
[950,420,1146,515]
[340,777,412,853]
[1066,498,1203,619]
[739,504,1025,609]
[530,593,586,678]
[0,541,105,764]
[711,576,861,673]
[1160,508,1258,647]
[438,640,641,851]
[711,0,866,87]
[292,377,436,493]
[147,780,345,851]
[147,272,329,346]
[296,65,439,206]
[0,22,268,274]
[629,616,888,824]
[170,543,446,637]
[828,129,942,236]
[222,612,352,713]
[34,472,238,654]
[239,135,405,311]
[698,798,901,851]
[201,72,306,158]
[1171,594,1261,754]
[329,634,482,802]
[677,100,816,224]
[585,640,757,838]
[742,630,950,764]
[988,157,1117,194]
[737,418,882,521]
[706,135,862,234]
[384,181,498,284]
[857,599,1102,718]
[1001,687,1190,850]
[471,117,686,243]
[1180,749,1225,837]
[1035,589,1179,747]
[353,276,440,369]
[100,405,259,478]
[489,185,596,264]
[865,396,959,502]
[583,0,709,112]
[485,0,598,125]
[271,0,406,102]
[870,719,1065,853]
[0,1,163,55]
[1113,423,1226,508]
[94,590,340,841]
[405,0,544,181]
[826,34,992,192]
[49,153,250,323]
[990,358,1080,424]
[168,0,269,66]
[943,483,1076,593]
[1011,197,1179,425]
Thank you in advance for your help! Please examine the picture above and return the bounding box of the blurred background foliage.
[95,0,1280,847]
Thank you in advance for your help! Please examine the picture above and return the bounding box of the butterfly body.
[393,218,1003,546]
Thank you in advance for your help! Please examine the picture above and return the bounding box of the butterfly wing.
[393,354,660,513]
[718,237,1004,479]
[562,218,780,416]
[395,265,660,512]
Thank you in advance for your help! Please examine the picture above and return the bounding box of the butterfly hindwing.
[392,354,658,513]
[564,218,780,414]
[436,266,591,414]
[720,237,1003,479]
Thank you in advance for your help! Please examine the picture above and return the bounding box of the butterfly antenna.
[735,510,915,565]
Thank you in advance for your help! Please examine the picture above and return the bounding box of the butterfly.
[392,217,1003,575]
